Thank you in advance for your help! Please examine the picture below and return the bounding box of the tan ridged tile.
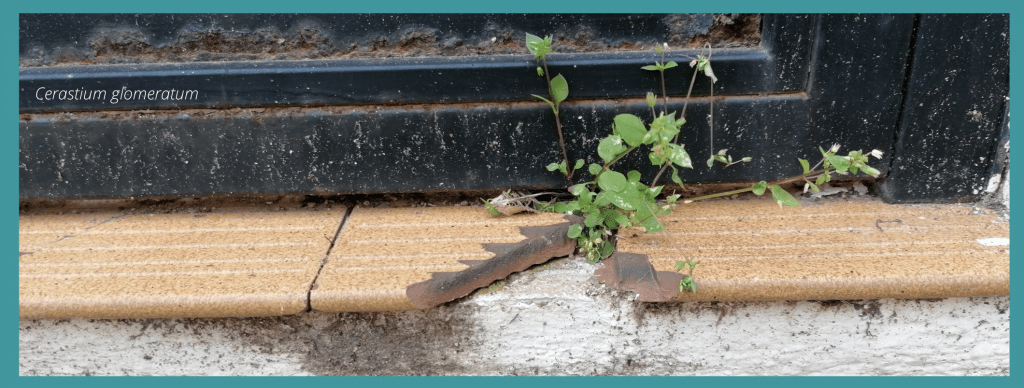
[18,246,327,265]
[18,212,121,247]
[19,208,345,319]
[615,197,1009,302]
[311,206,568,312]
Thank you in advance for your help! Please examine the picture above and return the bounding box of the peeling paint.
[406,215,580,309]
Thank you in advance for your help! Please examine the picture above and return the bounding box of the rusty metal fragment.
[406,216,580,309]
[594,252,683,302]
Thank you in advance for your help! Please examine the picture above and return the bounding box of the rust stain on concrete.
[406,219,578,309]
[610,197,1010,302]
[310,206,575,312]
[19,208,344,319]
[594,252,683,302]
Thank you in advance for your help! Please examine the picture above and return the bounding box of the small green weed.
[675,261,700,293]
[485,35,885,294]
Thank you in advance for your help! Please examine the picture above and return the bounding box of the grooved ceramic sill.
[18,197,1010,319]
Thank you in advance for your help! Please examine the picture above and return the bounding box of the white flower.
[870,149,885,159]
[829,143,841,153]
[664,43,669,51]
[566,211,573,216]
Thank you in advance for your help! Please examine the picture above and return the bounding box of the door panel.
[20,14,998,203]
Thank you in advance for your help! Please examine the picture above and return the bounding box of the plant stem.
[603,145,640,170]
[541,57,572,181]
[653,46,714,187]
[709,75,714,159]
[681,168,831,203]
[659,70,668,115]
[651,64,700,186]
[659,50,669,114]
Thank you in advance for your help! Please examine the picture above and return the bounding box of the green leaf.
[601,191,636,210]
[482,199,500,216]
[828,155,851,173]
[571,184,588,196]
[552,202,571,213]
[536,67,544,76]
[567,224,583,239]
[627,170,642,183]
[663,61,678,69]
[860,165,881,177]
[525,33,542,55]
[574,159,585,170]
[660,126,680,145]
[605,210,629,227]
[546,163,560,172]
[647,185,664,199]
[799,158,810,174]
[598,241,615,259]
[666,194,681,203]
[704,65,718,83]
[550,74,569,104]
[584,212,601,228]
[768,185,800,207]
[683,277,697,293]
[598,170,628,192]
[597,135,627,163]
[632,198,655,225]
[643,215,664,233]
[668,144,692,168]
[641,65,660,71]
[588,163,603,176]
[670,167,683,186]
[807,181,820,193]
[534,201,554,212]
[815,174,827,186]
[849,165,860,175]
[613,114,648,147]
[706,156,715,168]
[751,181,767,196]
[649,149,667,165]
[675,262,686,271]
[525,33,551,59]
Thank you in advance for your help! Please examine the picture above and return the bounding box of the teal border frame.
[7,0,1017,384]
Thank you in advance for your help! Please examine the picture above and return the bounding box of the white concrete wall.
[19,257,1010,376]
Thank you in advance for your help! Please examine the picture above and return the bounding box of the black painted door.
[18,14,1008,202]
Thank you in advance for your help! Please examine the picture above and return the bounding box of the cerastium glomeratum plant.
[484,35,885,292]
